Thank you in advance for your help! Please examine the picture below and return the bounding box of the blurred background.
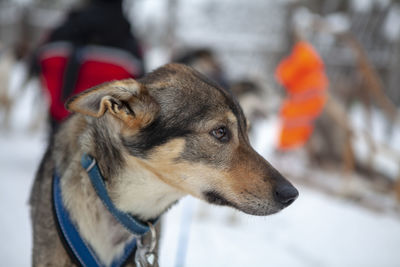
[1,0,400,266]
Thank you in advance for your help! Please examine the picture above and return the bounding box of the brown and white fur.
[30,63,298,266]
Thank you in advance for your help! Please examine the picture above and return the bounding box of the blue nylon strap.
[53,172,105,267]
[81,154,157,236]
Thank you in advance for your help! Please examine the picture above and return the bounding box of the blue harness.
[52,154,157,267]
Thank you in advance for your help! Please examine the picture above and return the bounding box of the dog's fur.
[30,63,298,266]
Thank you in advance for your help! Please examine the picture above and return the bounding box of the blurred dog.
[175,48,229,90]
[30,64,298,266]
[230,80,268,125]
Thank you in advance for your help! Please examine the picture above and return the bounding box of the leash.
[52,154,159,267]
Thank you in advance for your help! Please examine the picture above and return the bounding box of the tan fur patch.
[119,138,231,200]
[140,139,194,193]
[111,145,187,219]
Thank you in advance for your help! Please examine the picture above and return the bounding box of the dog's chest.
[89,209,135,266]
[63,173,136,266]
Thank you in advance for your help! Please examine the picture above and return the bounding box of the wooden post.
[395,173,400,203]
[338,33,399,123]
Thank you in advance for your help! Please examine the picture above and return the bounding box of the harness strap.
[53,172,114,266]
[61,46,83,101]
[52,171,86,267]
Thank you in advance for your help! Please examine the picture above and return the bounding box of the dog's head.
[66,63,298,216]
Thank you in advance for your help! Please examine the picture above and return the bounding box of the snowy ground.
[1,85,400,267]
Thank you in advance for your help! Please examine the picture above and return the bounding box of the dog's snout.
[274,184,299,206]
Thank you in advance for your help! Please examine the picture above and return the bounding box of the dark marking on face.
[122,116,192,158]
[121,96,216,159]
[91,121,125,178]
[203,191,238,209]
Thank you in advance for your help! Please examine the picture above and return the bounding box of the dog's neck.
[60,155,184,265]
[110,156,186,220]
[57,116,185,265]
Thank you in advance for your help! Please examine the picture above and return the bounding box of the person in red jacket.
[30,0,145,135]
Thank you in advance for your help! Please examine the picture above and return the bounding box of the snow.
[325,13,351,34]
[250,117,280,159]
[160,188,400,267]
[383,4,400,42]
[351,0,375,12]
[1,85,400,267]
[351,0,391,13]
[292,7,315,34]
[0,130,45,267]
[350,104,400,179]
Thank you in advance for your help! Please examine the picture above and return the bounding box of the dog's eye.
[210,126,230,143]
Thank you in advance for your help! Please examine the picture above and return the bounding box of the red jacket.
[38,42,143,122]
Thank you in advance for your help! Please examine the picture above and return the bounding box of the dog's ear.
[66,79,159,129]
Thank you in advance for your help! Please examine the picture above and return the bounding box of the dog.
[230,80,268,125]
[30,63,298,266]
[174,48,229,90]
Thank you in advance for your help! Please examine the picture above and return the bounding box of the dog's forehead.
[143,64,224,100]
[140,63,245,125]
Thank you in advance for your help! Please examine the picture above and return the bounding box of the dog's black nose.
[274,184,299,206]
